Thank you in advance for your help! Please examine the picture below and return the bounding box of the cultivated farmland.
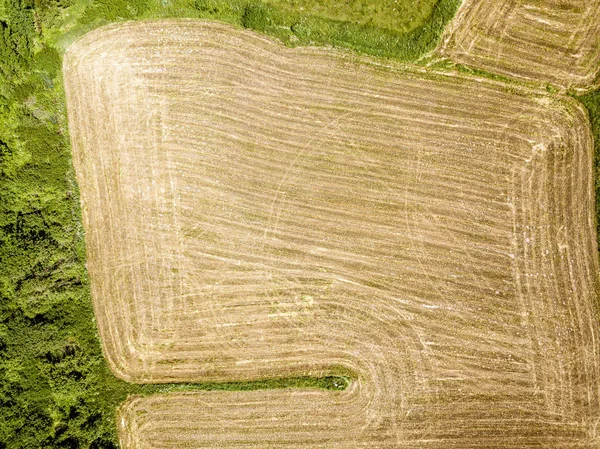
[438,0,600,92]
[64,20,600,448]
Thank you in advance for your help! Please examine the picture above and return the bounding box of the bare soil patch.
[64,20,600,448]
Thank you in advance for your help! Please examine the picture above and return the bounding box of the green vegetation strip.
[136,376,350,396]
[53,0,461,60]
[578,90,600,248]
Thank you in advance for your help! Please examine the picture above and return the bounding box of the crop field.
[438,0,600,92]
[62,20,600,447]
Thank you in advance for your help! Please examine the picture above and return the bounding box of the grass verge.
[578,90,600,249]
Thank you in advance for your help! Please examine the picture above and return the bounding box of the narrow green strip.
[53,0,461,62]
[136,375,350,396]
[578,90,600,249]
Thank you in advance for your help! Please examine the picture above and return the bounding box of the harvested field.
[64,20,600,448]
[438,0,600,92]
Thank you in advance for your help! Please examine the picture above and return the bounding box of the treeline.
[0,1,130,447]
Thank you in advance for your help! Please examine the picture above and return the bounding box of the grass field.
[50,0,461,62]
[261,0,438,33]
[64,20,600,448]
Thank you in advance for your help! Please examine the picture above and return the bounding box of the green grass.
[260,0,439,34]
[578,90,600,250]
[50,0,462,61]
[0,0,461,447]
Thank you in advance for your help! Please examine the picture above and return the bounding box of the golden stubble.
[438,0,600,92]
[64,20,600,448]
